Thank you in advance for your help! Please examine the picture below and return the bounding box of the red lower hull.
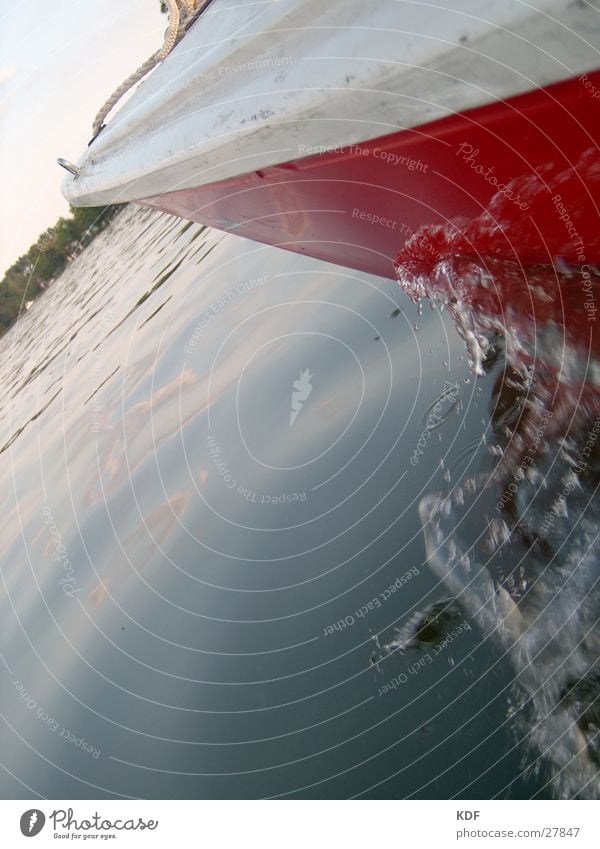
[143,72,600,280]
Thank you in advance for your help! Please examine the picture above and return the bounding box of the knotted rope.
[91,0,209,140]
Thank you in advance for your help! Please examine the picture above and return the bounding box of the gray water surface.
[0,207,564,799]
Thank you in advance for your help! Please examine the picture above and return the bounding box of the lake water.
[0,205,597,799]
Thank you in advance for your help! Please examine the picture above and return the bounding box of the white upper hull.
[63,0,600,207]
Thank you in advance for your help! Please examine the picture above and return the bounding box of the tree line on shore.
[0,204,123,337]
[1,0,169,337]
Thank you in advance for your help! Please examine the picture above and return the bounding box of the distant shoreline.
[0,203,124,337]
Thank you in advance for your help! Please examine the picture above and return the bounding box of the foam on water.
[397,231,600,798]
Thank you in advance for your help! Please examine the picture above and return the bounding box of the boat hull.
[61,0,600,278]
[142,72,600,279]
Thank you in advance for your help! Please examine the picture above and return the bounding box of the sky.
[0,0,166,276]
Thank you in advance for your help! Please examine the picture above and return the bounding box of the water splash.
[396,222,600,798]
[373,597,464,660]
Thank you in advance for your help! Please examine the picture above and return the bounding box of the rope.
[91,0,208,140]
